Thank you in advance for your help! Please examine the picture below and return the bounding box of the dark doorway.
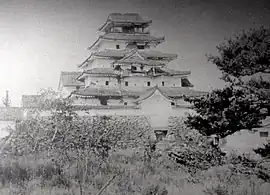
[154,130,168,141]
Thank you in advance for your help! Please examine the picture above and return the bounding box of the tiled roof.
[141,50,177,59]
[159,68,191,76]
[135,86,173,103]
[135,86,207,103]
[99,13,152,31]
[21,95,44,108]
[71,86,207,100]
[159,87,208,98]
[0,107,23,121]
[100,33,164,42]
[84,68,118,75]
[93,49,177,60]
[93,49,127,58]
[108,13,150,23]
[59,72,84,87]
[71,87,139,98]
[77,68,120,81]
[115,58,166,66]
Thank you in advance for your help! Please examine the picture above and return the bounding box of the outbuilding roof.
[59,72,84,89]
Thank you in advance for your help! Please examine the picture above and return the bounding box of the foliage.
[208,26,270,78]
[184,85,268,138]
[254,142,270,158]
[202,164,270,195]
[184,26,270,139]
[166,117,227,180]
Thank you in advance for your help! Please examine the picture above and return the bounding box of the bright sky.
[0,0,269,106]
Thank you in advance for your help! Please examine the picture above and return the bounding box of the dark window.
[131,66,137,71]
[125,81,128,86]
[140,65,144,70]
[181,78,193,87]
[124,102,127,105]
[116,45,120,49]
[105,81,109,86]
[138,45,145,49]
[147,81,151,86]
[171,102,175,106]
[154,130,168,142]
[100,98,108,106]
[260,131,269,137]
[162,81,165,86]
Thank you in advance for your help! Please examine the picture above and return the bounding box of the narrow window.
[105,81,109,86]
[162,81,165,86]
[131,66,137,71]
[147,81,151,86]
[116,45,120,49]
[260,131,269,137]
[138,45,145,49]
[125,81,128,86]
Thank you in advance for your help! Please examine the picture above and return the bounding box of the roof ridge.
[60,71,81,74]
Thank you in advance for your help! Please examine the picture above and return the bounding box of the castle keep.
[23,13,207,130]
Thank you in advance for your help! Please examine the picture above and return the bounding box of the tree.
[185,85,268,138]
[208,26,270,79]
[254,143,270,158]
[185,26,270,138]
[2,90,11,107]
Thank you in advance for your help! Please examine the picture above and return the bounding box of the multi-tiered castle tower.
[48,13,206,128]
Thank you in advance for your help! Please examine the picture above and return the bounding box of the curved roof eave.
[135,86,174,103]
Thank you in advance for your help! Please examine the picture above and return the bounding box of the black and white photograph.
[0,0,270,194]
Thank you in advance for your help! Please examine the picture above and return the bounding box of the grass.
[0,148,269,195]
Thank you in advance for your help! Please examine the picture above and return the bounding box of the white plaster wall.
[107,99,136,106]
[61,86,77,97]
[122,76,149,89]
[140,90,173,128]
[73,98,100,106]
[90,58,115,69]
[76,108,142,116]
[221,127,270,154]
[85,76,119,88]
[121,75,183,90]
[73,97,137,107]
[98,40,126,51]
[122,97,137,106]
[153,76,182,87]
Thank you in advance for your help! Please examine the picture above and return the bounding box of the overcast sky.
[0,0,270,106]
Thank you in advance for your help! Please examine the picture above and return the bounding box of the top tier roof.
[99,13,152,32]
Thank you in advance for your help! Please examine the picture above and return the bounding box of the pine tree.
[2,90,11,107]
